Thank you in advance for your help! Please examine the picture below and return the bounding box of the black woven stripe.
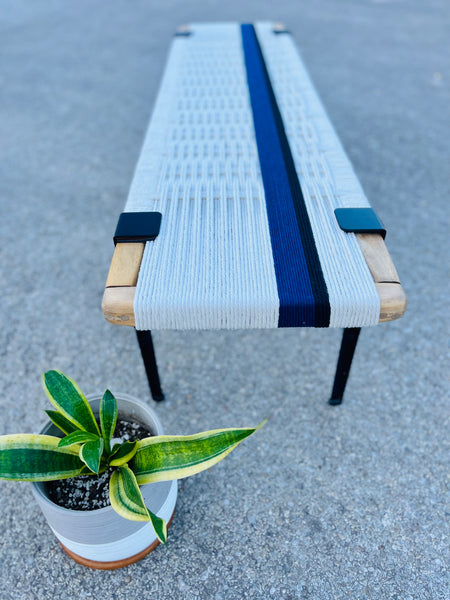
[250,26,330,327]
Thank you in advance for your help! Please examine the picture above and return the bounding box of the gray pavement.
[0,1,449,598]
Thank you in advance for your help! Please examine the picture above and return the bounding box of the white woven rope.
[256,23,380,327]
[126,22,380,330]
[127,24,279,330]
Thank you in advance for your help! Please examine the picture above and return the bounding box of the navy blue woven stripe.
[241,24,330,327]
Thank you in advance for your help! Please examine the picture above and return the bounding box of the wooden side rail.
[102,234,407,327]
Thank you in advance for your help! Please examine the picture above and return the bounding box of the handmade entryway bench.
[102,22,406,405]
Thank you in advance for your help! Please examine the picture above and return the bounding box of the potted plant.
[0,370,263,569]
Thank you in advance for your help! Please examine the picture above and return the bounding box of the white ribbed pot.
[31,393,177,570]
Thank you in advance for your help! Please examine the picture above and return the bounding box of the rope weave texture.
[124,22,380,330]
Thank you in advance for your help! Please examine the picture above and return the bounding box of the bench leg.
[329,327,361,406]
[135,330,165,401]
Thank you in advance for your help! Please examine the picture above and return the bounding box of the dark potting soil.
[45,418,153,511]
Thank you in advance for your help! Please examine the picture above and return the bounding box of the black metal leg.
[135,330,165,401]
[329,327,361,406]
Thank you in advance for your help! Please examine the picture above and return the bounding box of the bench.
[102,22,406,405]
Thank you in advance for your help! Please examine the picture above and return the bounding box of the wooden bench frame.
[103,234,406,327]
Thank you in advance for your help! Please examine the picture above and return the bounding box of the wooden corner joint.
[102,243,144,327]
[176,24,191,35]
[272,22,288,32]
[355,233,406,322]
[102,287,136,327]
[376,283,407,323]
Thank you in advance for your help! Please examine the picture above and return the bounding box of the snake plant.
[0,370,263,544]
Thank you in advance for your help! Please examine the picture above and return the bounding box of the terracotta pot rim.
[60,509,176,570]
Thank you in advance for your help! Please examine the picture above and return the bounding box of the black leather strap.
[114,212,162,245]
[334,208,386,239]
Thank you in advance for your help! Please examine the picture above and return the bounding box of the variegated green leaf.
[57,431,99,448]
[109,466,167,543]
[131,424,263,485]
[0,434,84,481]
[146,507,167,545]
[109,466,149,520]
[110,443,121,456]
[44,410,79,435]
[100,390,118,453]
[79,438,104,474]
[109,441,137,467]
[42,370,100,436]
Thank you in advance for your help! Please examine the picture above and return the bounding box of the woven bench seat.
[102,22,406,404]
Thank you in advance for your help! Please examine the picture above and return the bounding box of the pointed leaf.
[109,466,150,521]
[110,466,167,543]
[45,410,78,435]
[0,434,84,481]
[109,441,138,467]
[147,507,168,545]
[42,370,100,436]
[110,443,121,455]
[100,390,118,453]
[58,431,99,448]
[79,438,104,474]
[131,423,264,485]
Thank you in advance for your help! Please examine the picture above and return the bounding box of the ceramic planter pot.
[31,393,177,570]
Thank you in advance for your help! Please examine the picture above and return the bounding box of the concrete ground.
[0,1,448,598]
